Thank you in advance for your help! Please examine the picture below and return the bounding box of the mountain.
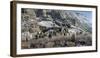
[47,10,92,33]
[21,8,92,48]
[21,9,92,33]
[43,10,92,33]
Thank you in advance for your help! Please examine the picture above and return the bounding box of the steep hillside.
[21,8,92,49]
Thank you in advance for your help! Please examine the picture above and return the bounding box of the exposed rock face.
[21,8,92,49]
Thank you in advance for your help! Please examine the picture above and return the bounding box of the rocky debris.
[75,33,92,46]
[66,42,76,47]
[45,42,55,48]
[21,8,92,49]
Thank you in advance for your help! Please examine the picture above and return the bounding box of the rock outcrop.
[21,8,92,49]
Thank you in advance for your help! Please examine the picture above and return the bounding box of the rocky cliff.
[21,8,92,49]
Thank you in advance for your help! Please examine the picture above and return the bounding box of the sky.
[74,11,92,24]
